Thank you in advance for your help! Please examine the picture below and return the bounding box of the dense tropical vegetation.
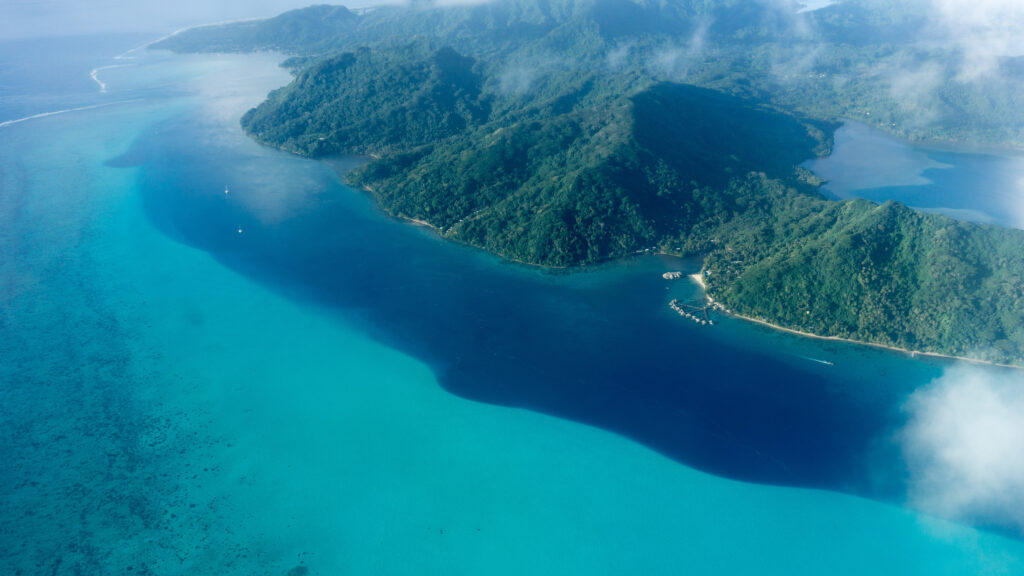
[154,0,1024,364]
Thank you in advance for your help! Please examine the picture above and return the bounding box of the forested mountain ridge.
[155,5,361,55]
[153,0,1024,364]
[702,185,1024,362]
[155,0,1024,145]
[348,77,830,266]
[242,45,492,157]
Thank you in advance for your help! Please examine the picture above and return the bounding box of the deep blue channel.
[121,112,945,504]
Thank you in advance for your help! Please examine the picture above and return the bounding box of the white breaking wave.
[0,100,139,130]
[89,65,125,93]
[137,17,268,55]
[109,16,270,63]
[797,1,836,13]
[90,69,106,93]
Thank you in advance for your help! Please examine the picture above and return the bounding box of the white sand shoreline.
[688,271,1022,369]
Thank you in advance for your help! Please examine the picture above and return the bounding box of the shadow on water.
[118,114,936,505]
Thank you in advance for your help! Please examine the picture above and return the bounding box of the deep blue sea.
[3,35,1024,574]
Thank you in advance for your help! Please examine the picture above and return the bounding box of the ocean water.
[3,36,1024,574]
[0,35,155,124]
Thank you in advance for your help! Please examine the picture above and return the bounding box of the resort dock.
[669,299,714,326]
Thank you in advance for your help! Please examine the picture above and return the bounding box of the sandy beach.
[690,271,1022,369]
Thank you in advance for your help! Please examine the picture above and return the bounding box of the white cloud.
[886,60,945,127]
[927,0,1024,80]
[497,64,538,95]
[645,19,710,80]
[797,0,836,13]
[1013,175,1024,230]
[605,41,633,71]
[901,365,1024,532]
[769,42,822,82]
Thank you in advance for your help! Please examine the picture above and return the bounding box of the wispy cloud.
[768,42,823,83]
[1012,175,1024,229]
[885,60,946,127]
[901,365,1024,532]
[927,0,1024,80]
[751,0,825,83]
[497,64,539,95]
[493,52,569,96]
[758,0,818,38]
[645,18,711,80]
[796,0,836,13]
[605,41,634,71]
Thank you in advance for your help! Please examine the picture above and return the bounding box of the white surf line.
[797,0,836,13]
[114,33,179,60]
[0,100,140,130]
[114,39,155,60]
[125,16,269,57]
[89,68,106,92]
[112,14,280,63]
[89,65,126,93]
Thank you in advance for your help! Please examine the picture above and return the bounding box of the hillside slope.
[153,1,1024,364]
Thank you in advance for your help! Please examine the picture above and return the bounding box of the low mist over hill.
[154,0,1024,364]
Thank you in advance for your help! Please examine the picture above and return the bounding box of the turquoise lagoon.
[2,37,1024,574]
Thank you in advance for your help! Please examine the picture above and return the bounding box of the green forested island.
[154,0,1024,364]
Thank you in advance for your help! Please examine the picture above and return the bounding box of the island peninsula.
[154,0,1024,365]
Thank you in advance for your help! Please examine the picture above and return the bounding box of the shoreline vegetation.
[687,273,1023,370]
[154,0,1024,366]
[366,182,573,270]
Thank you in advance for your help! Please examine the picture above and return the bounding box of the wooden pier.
[669,299,713,326]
